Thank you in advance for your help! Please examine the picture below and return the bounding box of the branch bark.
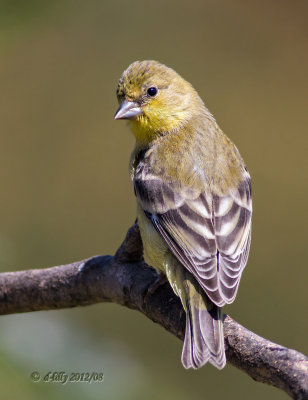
[0,224,307,399]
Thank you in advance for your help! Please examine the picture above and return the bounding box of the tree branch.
[0,224,307,399]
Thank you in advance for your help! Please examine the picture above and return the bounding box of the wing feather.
[135,161,252,307]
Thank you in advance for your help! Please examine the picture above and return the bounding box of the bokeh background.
[0,1,307,399]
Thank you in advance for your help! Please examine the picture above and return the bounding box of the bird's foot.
[146,273,168,297]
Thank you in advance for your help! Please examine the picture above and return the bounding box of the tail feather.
[182,304,210,368]
[164,258,226,370]
[181,295,226,370]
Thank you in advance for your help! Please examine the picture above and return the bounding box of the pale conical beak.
[114,100,143,120]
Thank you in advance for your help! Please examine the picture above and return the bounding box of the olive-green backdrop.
[0,1,307,399]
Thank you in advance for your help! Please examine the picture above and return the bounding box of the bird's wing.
[134,162,252,307]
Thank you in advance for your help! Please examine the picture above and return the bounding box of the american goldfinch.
[114,60,252,370]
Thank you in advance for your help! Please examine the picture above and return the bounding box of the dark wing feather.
[135,162,252,307]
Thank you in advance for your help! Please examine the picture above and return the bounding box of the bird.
[114,60,252,370]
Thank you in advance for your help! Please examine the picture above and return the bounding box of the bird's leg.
[146,272,168,297]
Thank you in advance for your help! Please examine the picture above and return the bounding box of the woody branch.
[0,224,307,399]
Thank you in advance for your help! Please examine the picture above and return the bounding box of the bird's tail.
[165,260,226,369]
[181,287,226,369]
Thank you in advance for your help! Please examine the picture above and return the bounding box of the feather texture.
[135,157,252,307]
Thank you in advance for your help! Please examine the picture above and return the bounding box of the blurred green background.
[0,0,307,398]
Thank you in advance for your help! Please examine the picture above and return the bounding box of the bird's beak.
[114,100,143,120]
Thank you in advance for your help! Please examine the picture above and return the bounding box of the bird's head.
[114,60,204,144]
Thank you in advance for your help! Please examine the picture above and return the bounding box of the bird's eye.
[147,87,158,97]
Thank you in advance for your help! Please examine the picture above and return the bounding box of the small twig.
[0,224,307,399]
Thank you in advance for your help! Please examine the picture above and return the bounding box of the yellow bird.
[114,60,252,369]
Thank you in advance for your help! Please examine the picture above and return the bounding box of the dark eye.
[147,87,158,97]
